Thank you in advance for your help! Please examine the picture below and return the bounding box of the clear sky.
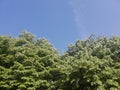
[0,0,120,52]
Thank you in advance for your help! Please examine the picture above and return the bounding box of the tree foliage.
[0,31,120,90]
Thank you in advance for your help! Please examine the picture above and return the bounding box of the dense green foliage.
[0,31,120,90]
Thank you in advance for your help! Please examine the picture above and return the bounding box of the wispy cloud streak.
[69,0,90,39]
[69,0,120,38]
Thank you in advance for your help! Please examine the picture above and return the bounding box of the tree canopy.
[0,31,120,90]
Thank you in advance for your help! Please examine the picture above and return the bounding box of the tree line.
[0,31,120,90]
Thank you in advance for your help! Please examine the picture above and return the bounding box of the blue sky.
[0,0,120,52]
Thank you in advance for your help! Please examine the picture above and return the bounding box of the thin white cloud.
[69,0,120,38]
[69,0,90,39]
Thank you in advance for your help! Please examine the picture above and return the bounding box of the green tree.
[0,32,120,90]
